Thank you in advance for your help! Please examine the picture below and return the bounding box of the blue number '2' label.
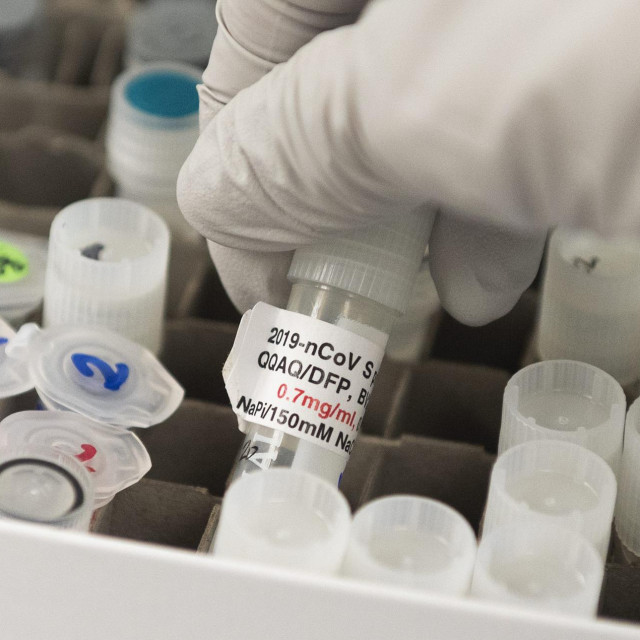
[71,353,130,391]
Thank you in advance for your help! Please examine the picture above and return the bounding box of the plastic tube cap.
[288,208,434,314]
[43,198,169,354]
[471,524,604,617]
[0,230,47,325]
[537,228,640,385]
[213,469,351,574]
[484,441,616,559]
[6,323,183,429]
[0,316,33,398]
[341,495,477,595]
[0,443,93,530]
[126,0,217,69]
[499,360,626,473]
[614,398,640,557]
[0,411,151,508]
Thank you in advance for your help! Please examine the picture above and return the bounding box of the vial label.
[224,303,385,459]
[0,241,29,283]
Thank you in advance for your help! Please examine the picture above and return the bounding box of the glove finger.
[429,212,547,326]
[207,241,293,313]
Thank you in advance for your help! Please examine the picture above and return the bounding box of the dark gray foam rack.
[1,0,638,626]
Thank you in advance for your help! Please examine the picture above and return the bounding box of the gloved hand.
[178,0,640,324]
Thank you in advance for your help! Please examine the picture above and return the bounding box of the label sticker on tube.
[224,303,385,458]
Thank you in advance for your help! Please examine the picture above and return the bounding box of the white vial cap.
[0,411,151,508]
[484,441,616,559]
[341,495,477,595]
[126,0,217,69]
[614,398,640,557]
[499,360,626,473]
[537,228,640,385]
[105,64,201,242]
[471,524,604,617]
[43,198,170,354]
[0,316,33,398]
[0,230,47,325]
[288,208,434,315]
[0,443,93,530]
[6,323,183,429]
[213,469,351,575]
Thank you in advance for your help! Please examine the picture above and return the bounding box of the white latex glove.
[178,0,640,324]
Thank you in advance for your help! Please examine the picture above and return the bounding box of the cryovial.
[537,227,640,389]
[224,208,433,485]
[483,440,616,559]
[341,495,477,595]
[43,198,170,354]
[5,322,184,429]
[0,229,47,326]
[470,523,604,617]
[499,360,626,473]
[212,468,351,574]
[105,63,202,243]
[126,0,217,70]
[0,443,93,530]
[0,411,151,508]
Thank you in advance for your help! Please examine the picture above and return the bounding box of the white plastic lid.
[0,411,151,508]
[341,495,477,595]
[499,360,626,473]
[0,443,94,530]
[43,198,169,354]
[0,229,47,319]
[213,469,352,574]
[0,316,33,398]
[483,441,616,559]
[6,323,184,428]
[614,398,640,557]
[537,228,640,385]
[126,0,217,69]
[470,524,604,617]
[288,208,434,314]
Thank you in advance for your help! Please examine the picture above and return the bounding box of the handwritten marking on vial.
[0,337,7,345]
[572,255,599,273]
[71,353,130,391]
[80,243,105,260]
[74,444,97,473]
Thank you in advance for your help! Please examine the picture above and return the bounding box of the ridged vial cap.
[288,209,433,314]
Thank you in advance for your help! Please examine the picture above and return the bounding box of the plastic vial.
[537,227,640,388]
[43,198,170,355]
[0,443,93,530]
[614,398,640,560]
[499,360,626,473]
[483,441,617,560]
[0,229,47,327]
[126,0,217,70]
[470,524,604,617]
[106,63,202,243]
[0,0,42,76]
[212,468,351,574]
[341,495,477,595]
[229,209,433,485]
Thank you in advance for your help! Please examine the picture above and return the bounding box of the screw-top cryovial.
[126,0,217,69]
[483,441,617,559]
[226,208,433,484]
[0,443,93,529]
[537,228,640,387]
[106,63,202,242]
[499,360,626,473]
[0,411,151,508]
[5,323,184,428]
[0,229,47,326]
[614,398,640,559]
[341,496,477,595]
[470,524,604,617]
[212,469,351,574]
[43,198,170,354]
